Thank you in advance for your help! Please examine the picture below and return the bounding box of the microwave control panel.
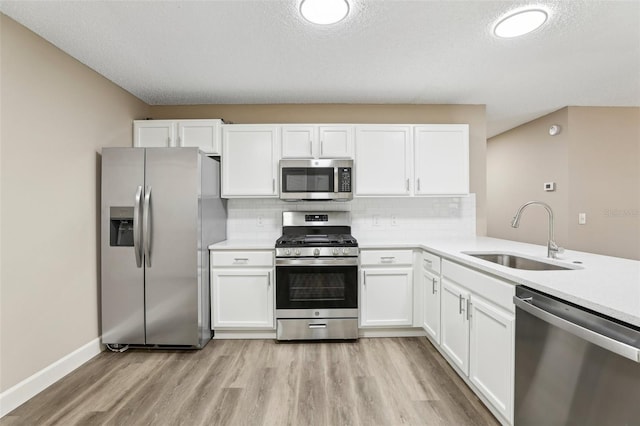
[338,168,352,192]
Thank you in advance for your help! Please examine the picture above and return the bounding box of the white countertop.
[211,236,640,328]
[209,239,276,250]
[359,236,640,328]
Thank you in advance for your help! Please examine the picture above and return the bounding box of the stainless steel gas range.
[275,211,359,340]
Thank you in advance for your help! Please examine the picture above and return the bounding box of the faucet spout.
[511,201,563,259]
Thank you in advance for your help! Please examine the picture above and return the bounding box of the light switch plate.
[578,213,587,225]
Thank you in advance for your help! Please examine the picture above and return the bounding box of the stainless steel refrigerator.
[101,147,226,350]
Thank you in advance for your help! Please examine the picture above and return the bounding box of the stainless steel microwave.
[279,159,353,201]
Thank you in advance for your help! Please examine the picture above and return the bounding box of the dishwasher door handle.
[514,296,640,363]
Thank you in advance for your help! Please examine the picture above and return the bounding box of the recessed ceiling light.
[300,0,350,25]
[494,8,548,38]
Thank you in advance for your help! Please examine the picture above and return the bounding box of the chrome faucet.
[511,201,563,259]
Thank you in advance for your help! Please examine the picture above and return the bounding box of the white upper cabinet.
[282,126,315,158]
[318,126,354,158]
[134,119,223,155]
[281,125,353,159]
[354,124,469,197]
[177,119,222,154]
[355,125,412,196]
[221,124,280,198]
[134,120,176,148]
[414,124,469,195]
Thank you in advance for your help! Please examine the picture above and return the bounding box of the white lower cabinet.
[210,250,275,329]
[440,279,471,373]
[440,259,515,424]
[360,250,413,327]
[469,296,514,422]
[421,251,441,343]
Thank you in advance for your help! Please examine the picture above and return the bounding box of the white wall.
[0,14,148,394]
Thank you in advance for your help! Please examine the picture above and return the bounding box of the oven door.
[276,257,358,317]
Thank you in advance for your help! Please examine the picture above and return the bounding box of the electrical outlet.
[578,213,586,225]
[372,215,381,226]
[257,216,264,227]
[391,215,398,226]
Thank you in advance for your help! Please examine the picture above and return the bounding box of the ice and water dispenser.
[109,206,135,247]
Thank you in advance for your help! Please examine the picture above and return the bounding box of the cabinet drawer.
[360,249,413,266]
[211,251,274,267]
[422,251,441,274]
[442,259,515,312]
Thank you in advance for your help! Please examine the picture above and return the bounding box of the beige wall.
[151,104,488,234]
[0,14,486,393]
[568,107,640,259]
[0,14,149,392]
[487,107,640,260]
[487,108,570,247]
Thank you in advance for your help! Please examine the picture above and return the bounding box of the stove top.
[276,233,358,248]
[276,211,358,258]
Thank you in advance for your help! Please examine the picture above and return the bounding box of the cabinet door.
[281,125,315,158]
[355,126,412,196]
[422,268,440,343]
[221,125,280,197]
[177,119,222,154]
[469,296,514,424]
[133,120,176,148]
[440,278,470,375]
[360,268,413,327]
[211,269,274,328]
[414,124,469,195]
[318,126,353,158]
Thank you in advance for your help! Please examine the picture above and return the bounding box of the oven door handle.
[308,323,327,329]
[275,258,358,266]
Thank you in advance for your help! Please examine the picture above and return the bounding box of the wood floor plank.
[0,337,499,426]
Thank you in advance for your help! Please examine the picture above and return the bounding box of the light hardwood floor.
[1,337,498,426]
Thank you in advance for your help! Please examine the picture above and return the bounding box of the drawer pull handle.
[308,323,327,329]
[380,256,395,263]
[233,258,249,264]
[432,278,437,294]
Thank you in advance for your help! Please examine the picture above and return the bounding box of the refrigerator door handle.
[143,185,152,267]
[133,185,143,268]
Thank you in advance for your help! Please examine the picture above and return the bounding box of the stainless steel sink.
[463,252,577,271]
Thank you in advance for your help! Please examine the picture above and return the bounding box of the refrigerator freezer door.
[144,148,201,345]
[101,148,146,345]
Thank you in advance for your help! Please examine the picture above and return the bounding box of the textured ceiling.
[1,0,639,137]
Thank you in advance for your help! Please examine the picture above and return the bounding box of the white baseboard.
[0,337,103,418]
[359,327,426,338]
[213,330,277,340]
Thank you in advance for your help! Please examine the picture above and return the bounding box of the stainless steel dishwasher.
[514,286,640,425]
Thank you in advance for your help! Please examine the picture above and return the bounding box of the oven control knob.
[313,248,320,256]
[295,249,301,256]
[332,248,339,255]
[285,248,291,255]
[342,248,350,255]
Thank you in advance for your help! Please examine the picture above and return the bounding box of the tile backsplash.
[226,195,476,242]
